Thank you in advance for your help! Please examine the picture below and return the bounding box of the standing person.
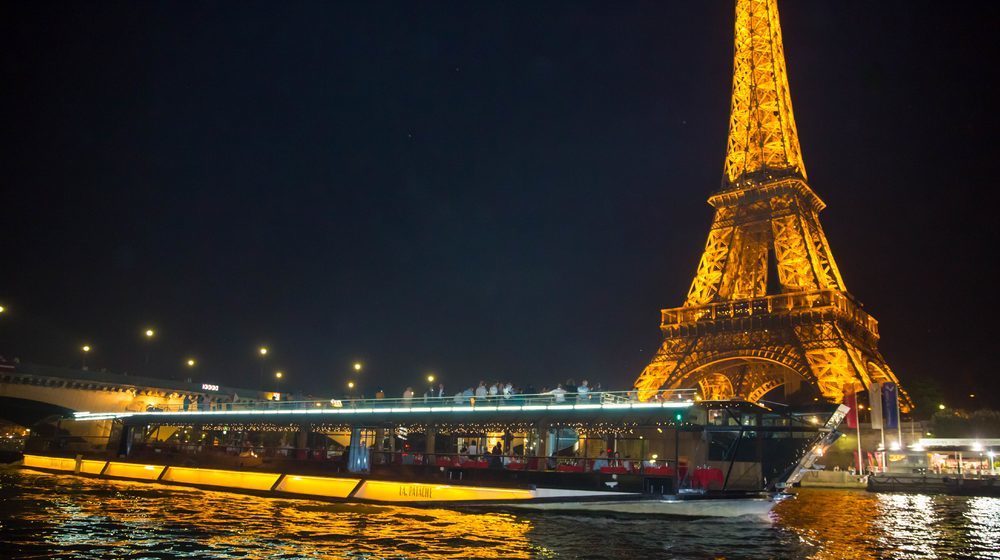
[490,442,503,468]
[564,379,577,402]
[577,380,590,400]
[467,440,479,460]
[502,382,513,399]
[549,384,567,403]
[402,387,414,402]
[182,394,191,411]
[475,381,488,399]
[436,383,445,398]
[488,382,499,398]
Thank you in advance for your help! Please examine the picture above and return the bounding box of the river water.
[1,470,997,559]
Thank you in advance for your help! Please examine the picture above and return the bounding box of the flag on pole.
[882,382,900,430]
[844,385,858,429]
[869,382,883,430]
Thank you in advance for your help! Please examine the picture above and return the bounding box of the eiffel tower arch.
[634,0,910,410]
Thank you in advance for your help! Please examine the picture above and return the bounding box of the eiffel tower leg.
[634,338,691,401]
[794,324,871,404]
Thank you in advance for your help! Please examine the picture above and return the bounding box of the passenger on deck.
[502,382,513,399]
[467,441,479,461]
[475,382,488,399]
[436,383,445,398]
[577,380,590,400]
[402,387,414,402]
[592,449,609,471]
[549,384,567,403]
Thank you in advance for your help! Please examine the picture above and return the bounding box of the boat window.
[741,414,757,426]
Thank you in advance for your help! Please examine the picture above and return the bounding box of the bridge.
[0,360,274,450]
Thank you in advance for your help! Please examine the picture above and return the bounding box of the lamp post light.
[258,347,269,390]
[81,345,91,369]
[0,304,5,314]
[184,358,196,383]
[143,328,156,366]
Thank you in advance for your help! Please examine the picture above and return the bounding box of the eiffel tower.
[634,0,910,409]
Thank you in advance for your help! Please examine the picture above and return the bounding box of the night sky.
[1,2,997,408]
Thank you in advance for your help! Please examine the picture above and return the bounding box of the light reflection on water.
[1,472,998,559]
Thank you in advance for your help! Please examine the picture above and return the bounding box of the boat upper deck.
[71,390,842,434]
[73,390,698,424]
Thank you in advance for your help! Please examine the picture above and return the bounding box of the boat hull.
[19,454,778,517]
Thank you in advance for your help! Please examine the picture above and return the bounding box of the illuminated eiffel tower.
[634,0,910,409]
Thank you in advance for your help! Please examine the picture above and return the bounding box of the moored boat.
[20,391,847,517]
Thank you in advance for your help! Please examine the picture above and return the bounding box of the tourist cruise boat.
[20,391,847,517]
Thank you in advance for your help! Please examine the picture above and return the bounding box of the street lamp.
[81,345,91,368]
[353,362,362,372]
[938,404,946,410]
[275,371,284,379]
[143,328,156,366]
[0,304,5,314]
[427,374,435,383]
[257,346,269,390]
[186,358,196,367]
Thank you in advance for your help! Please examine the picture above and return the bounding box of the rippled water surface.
[1,471,998,559]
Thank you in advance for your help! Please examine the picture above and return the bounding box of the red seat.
[556,464,584,473]
[599,466,628,474]
[506,462,525,470]
[644,466,675,476]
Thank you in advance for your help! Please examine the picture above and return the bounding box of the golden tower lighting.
[633,0,909,411]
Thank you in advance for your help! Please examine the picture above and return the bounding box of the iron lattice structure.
[634,0,910,410]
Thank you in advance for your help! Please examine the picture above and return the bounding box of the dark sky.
[1,2,997,407]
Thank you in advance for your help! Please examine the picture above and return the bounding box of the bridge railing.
[118,389,699,414]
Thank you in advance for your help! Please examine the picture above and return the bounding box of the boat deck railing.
[85,389,698,415]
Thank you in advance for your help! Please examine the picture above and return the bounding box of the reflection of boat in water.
[21,391,847,517]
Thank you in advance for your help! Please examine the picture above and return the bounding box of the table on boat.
[692,467,724,489]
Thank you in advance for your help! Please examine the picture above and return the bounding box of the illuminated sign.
[201,383,220,392]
